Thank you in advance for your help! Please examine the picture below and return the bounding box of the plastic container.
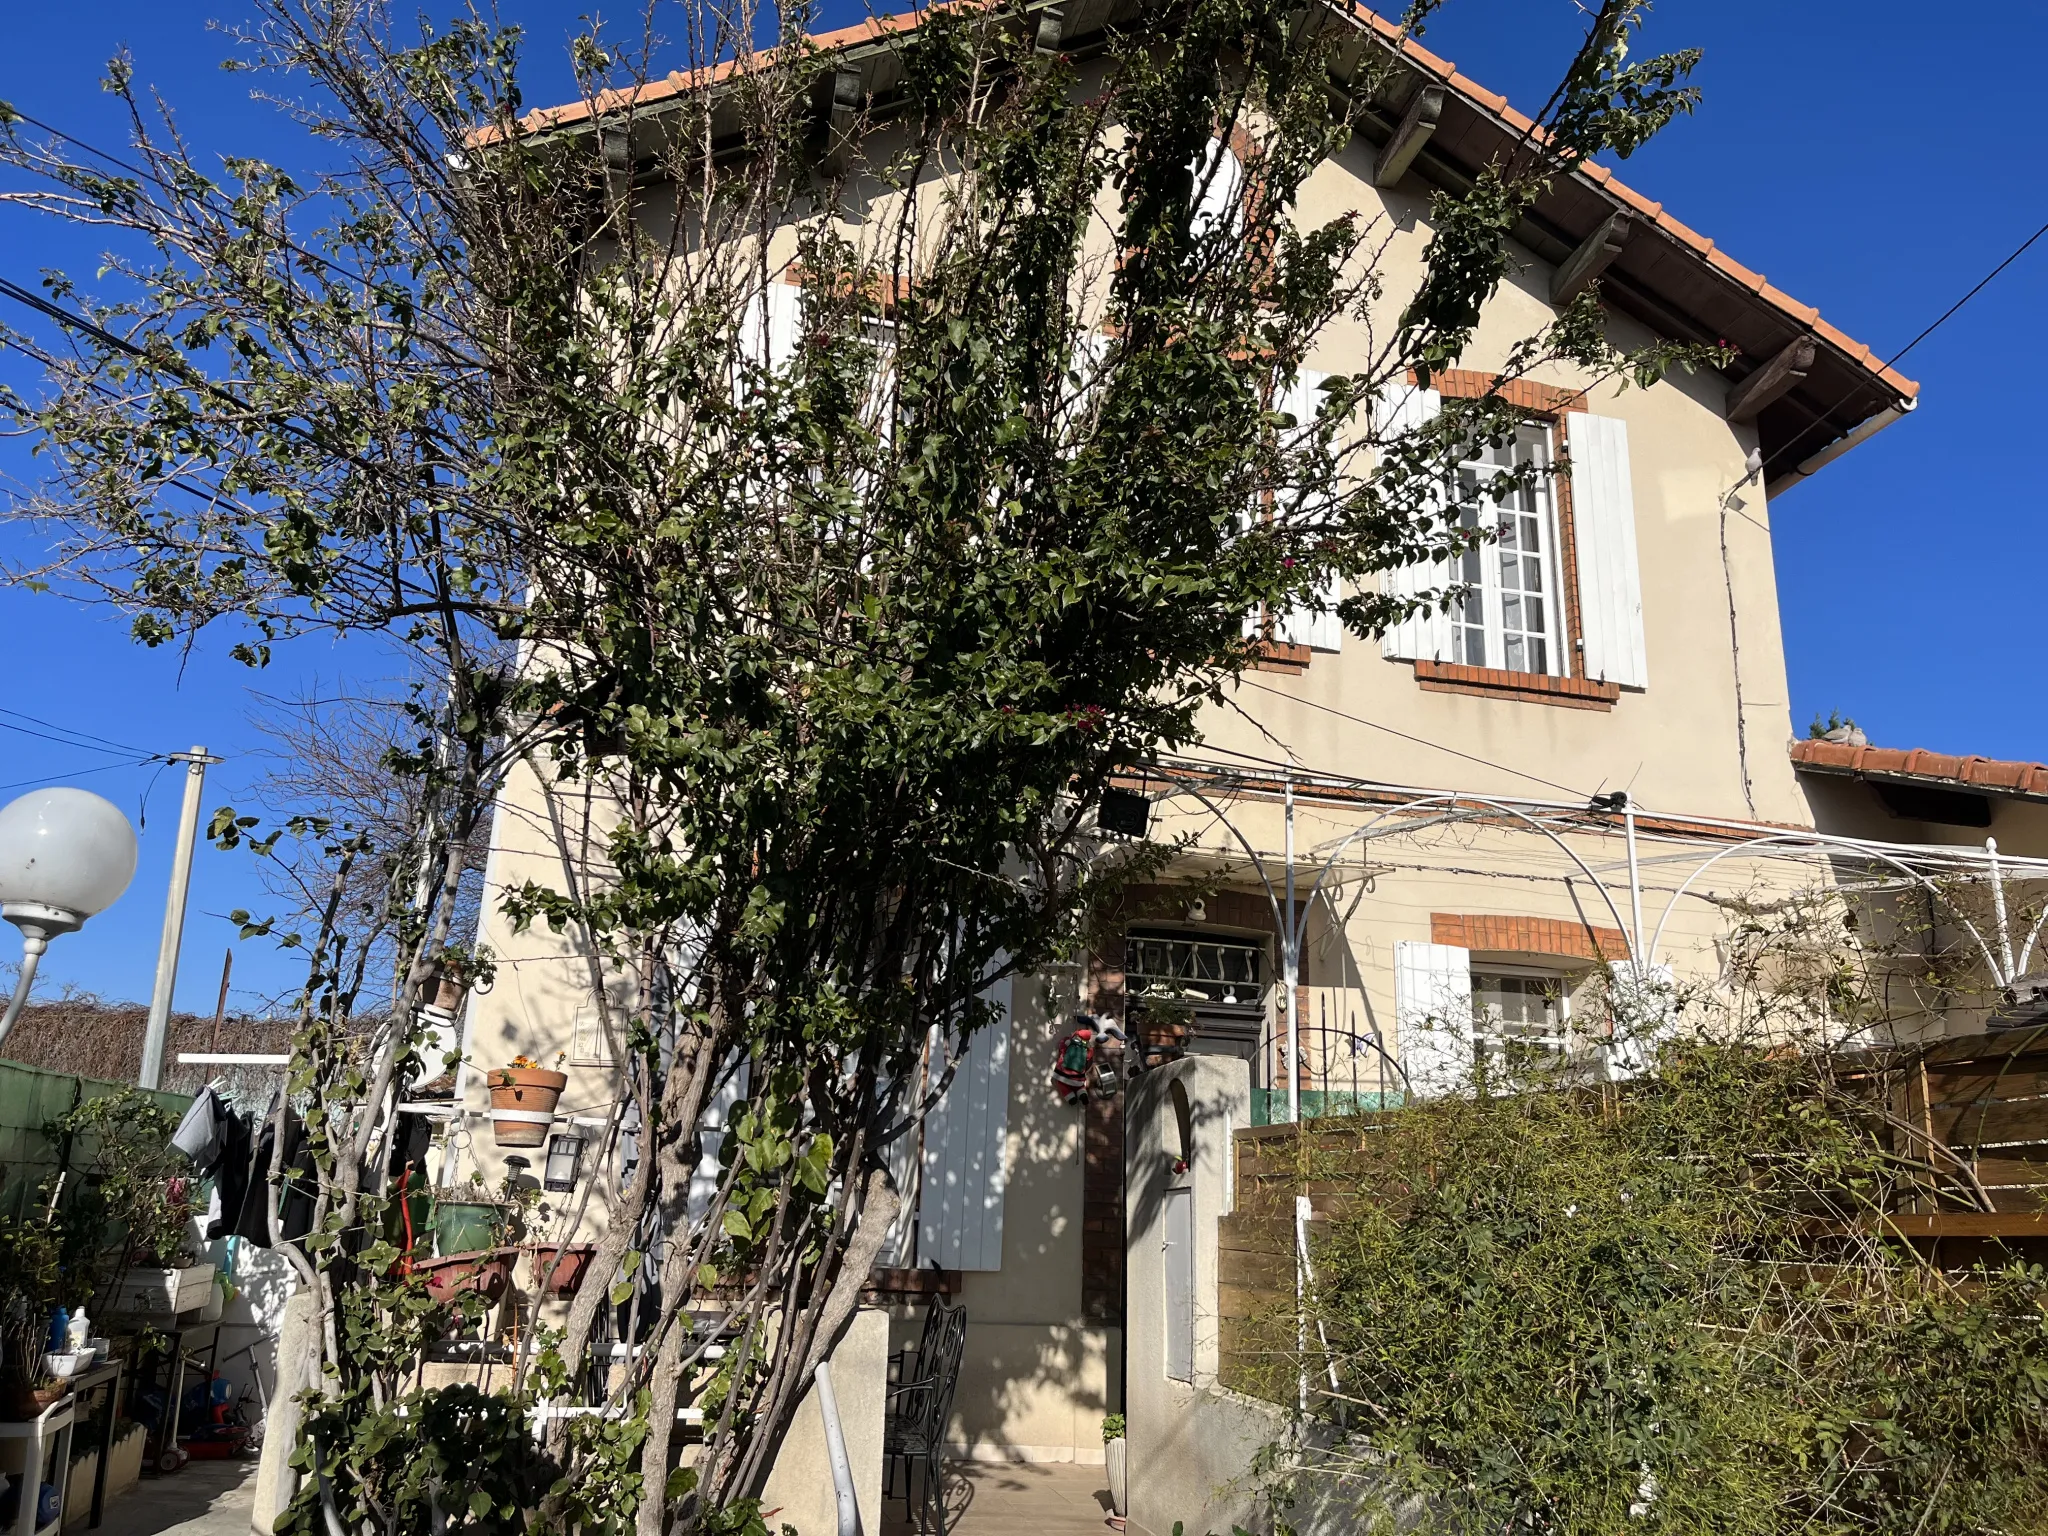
[432,1201,504,1257]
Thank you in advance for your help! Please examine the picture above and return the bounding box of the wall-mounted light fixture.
[544,1131,587,1193]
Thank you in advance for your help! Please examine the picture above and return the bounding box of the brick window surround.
[1399,368,1617,711]
[1431,911,1630,963]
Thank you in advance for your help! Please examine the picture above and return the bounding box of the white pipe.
[1623,793,1646,962]
[0,932,48,1049]
[1284,774,1299,1126]
[1988,837,2016,984]
[141,746,212,1090]
[813,1360,862,1536]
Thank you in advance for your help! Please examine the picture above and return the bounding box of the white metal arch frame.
[1141,773,1642,1121]
[1644,829,2009,986]
[1132,761,2048,1119]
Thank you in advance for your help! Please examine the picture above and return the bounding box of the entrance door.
[1163,1186,1194,1382]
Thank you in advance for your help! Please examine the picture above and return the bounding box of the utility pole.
[140,746,216,1091]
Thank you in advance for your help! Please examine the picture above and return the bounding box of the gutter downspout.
[814,1361,863,1536]
[1763,398,1915,501]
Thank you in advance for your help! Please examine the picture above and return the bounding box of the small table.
[64,1362,125,1529]
[0,1396,76,1536]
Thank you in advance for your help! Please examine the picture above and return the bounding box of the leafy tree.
[0,0,1712,1528]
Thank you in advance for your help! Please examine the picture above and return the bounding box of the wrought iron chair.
[883,1298,967,1536]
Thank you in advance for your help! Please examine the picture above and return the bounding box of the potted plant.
[523,1244,596,1297]
[0,1215,64,1421]
[46,1091,203,1319]
[490,1054,567,1147]
[415,1249,516,1306]
[1103,1413,1128,1521]
[431,942,496,1015]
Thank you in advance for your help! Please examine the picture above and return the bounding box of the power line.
[0,757,158,795]
[0,717,157,759]
[1761,212,2048,486]
[0,706,150,757]
[1234,675,1589,798]
[0,276,374,474]
[1882,217,2048,374]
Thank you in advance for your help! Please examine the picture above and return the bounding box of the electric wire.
[1759,212,2048,487]
[0,706,150,757]
[0,756,159,794]
[1234,675,1589,798]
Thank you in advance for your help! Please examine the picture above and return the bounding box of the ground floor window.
[1470,968,1573,1066]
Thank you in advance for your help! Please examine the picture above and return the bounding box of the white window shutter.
[1565,412,1648,690]
[1373,386,1449,661]
[873,1058,924,1269]
[1191,138,1244,241]
[1276,369,1344,652]
[1393,940,1472,1099]
[740,279,803,374]
[917,977,1011,1271]
[1062,330,1111,444]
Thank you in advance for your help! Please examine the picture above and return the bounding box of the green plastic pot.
[432,1201,504,1257]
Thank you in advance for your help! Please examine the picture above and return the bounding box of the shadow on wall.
[933,972,1120,1460]
[1122,1068,1232,1282]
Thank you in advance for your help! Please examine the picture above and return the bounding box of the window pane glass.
[1444,423,1558,676]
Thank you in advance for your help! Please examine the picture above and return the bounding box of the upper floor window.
[1449,423,1562,676]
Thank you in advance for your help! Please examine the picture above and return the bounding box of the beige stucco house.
[436,0,1930,1479]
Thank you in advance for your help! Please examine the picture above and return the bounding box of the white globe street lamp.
[0,788,139,1048]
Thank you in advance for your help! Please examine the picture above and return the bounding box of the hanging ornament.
[1049,1013,1126,1104]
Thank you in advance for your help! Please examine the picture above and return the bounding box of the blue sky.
[0,0,2043,1010]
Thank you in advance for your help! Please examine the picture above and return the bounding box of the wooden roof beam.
[1726,336,1817,423]
[1550,210,1633,307]
[1372,83,1444,188]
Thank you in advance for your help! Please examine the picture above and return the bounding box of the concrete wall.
[759,1307,889,1536]
[1125,1054,1284,1536]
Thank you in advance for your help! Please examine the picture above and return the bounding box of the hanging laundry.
[170,1085,232,1167]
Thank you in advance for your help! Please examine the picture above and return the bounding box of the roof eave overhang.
[504,0,1918,486]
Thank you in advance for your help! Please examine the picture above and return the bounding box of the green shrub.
[1298,1044,2048,1534]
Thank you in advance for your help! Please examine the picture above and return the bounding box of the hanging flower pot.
[416,1249,515,1306]
[490,1058,566,1147]
[524,1244,596,1296]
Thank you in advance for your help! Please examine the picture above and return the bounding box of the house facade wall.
[445,89,1853,1474]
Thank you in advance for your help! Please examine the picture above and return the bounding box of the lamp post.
[0,788,140,1049]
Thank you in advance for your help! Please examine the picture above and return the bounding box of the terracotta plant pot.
[525,1244,596,1296]
[490,1066,566,1148]
[0,1380,50,1422]
[432,976,471,1014]
[417,1249,515,1306]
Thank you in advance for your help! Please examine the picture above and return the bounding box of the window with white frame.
[1470,967,1572,1065]
[1449,423,1563,675]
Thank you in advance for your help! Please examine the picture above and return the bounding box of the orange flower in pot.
[490,1054,566,1147]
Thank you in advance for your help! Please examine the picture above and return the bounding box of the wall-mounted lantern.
[544,1131,587,1193]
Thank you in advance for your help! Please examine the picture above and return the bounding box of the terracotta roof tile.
[1790,739,2048,800]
